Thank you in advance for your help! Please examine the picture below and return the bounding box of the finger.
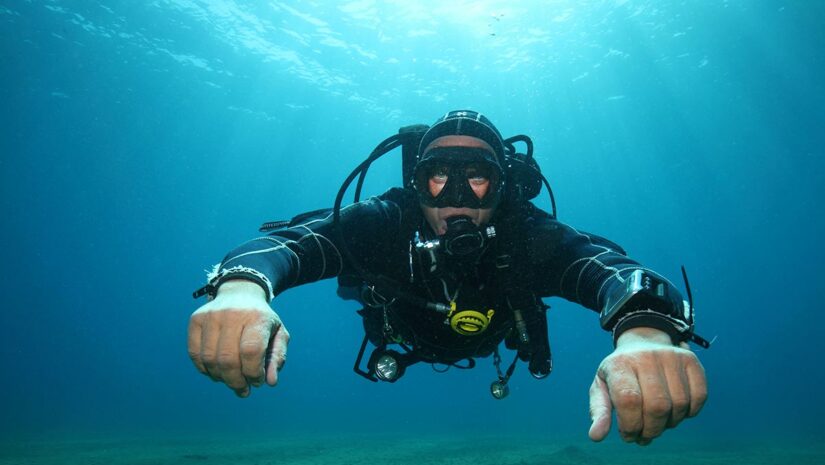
[663,355,691,428]
[588,374,612,442]
[638,357,671,442]
[215,321,249,397]
[686,357,708,417]
[265,326,290,386]
[239,321,271,387]
[604,363,644,443]
[200,315,222,382]
[187,315,206,374]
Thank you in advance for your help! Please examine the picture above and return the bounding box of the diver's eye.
[464,164,491,199]
[465,166,489,184]
[428,165,450,197]
[430,165,450,181]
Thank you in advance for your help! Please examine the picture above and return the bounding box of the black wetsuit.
[206,187,681,365]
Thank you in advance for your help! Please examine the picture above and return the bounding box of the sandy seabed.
[1,433,822,465]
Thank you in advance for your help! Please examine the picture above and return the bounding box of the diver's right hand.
[188,279,290,397]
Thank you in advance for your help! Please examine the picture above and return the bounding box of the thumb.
[265,324,290,386]
[588,372,612,441]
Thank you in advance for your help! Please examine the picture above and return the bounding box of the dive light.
[368,348,406,382]
[490,379,510,400]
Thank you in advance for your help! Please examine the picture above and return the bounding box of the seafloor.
[1,433,822,465]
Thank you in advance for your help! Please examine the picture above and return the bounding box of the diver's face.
[421,204,494,236]
[416,134,499,234]
[422,162,494,234]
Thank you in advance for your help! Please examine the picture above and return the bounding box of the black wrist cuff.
[193,266,274,301]
[611,309,691,346]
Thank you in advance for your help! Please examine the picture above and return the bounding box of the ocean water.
[1,1,824,463]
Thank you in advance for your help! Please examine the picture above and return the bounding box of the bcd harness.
[342,201,554,397]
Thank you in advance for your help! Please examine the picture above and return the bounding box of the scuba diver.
[188,110,709,446]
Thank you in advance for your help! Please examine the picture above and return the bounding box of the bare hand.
[588,327,707,445]
[188,279,290,397]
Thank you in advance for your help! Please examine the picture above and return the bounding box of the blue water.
[1,0,823,447]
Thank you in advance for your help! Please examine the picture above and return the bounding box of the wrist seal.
[192,265,274,302]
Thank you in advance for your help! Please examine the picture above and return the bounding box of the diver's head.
[413,110,505,235]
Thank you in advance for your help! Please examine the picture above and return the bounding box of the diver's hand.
[587,327,707,446]
[188,279,290,397]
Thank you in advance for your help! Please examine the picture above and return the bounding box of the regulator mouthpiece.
[442,216,495,256]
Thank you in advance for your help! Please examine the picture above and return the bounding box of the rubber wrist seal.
[611,309,691,346]
[193,266,273,302]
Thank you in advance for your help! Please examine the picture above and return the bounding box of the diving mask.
[413,147,503,209]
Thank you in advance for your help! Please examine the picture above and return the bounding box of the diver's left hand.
[587,327,707,446]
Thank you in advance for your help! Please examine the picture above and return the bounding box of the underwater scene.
[1,1,824,464]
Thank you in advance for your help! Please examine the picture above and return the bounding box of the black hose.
[332,134,433,310]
